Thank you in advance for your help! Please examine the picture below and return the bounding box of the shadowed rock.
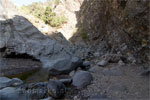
[47,79,66,99]
[72,71,93,89]
[48,57,83,76]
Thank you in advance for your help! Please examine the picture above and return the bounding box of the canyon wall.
[71,0,150,63]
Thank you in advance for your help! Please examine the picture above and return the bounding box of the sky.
[11,0,47,7]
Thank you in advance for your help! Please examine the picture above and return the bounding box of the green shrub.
[42,6,56,24]
[21,2,45,19]
[50,16,68,27]
[21,2,68,27]
[61,16,68,23]
[42,6,67,27]
[54,0,60,5]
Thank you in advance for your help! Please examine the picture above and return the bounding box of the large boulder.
[0,15,73,69]
[48,57,83,76]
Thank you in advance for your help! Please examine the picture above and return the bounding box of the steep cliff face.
[71,0,150,63]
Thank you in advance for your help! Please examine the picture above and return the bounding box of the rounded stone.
[47,79,66,99]
[72,71,93,89]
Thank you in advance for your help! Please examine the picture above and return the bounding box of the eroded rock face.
[71,0,150,63]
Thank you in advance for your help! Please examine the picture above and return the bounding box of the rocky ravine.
[0,0,150,100]
[0,0,92,99]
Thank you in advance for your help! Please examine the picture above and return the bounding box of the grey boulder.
[0,77,23,89]
[0,87,26,100]
[48,57,83,76]
[72,71,93,89]
[0,16,72,70]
